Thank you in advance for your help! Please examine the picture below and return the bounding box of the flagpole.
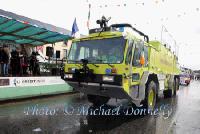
[87,3,91,34]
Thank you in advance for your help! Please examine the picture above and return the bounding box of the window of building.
[56,50,60,59]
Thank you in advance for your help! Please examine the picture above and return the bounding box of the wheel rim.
[148,89,154,107]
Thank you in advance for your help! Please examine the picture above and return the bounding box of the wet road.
[0,81,200,134]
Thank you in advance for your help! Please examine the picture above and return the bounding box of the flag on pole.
[71,18,79,37]
[87,4,91,29]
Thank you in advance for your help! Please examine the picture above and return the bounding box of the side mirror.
[140,52,145,65]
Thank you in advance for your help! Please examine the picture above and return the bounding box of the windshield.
[68,37,126,64]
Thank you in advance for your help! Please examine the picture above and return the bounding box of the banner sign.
[0,77,66,88]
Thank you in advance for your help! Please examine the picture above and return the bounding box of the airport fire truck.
[62,17,180,110]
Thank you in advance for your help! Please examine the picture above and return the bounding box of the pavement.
[0,81,200,134]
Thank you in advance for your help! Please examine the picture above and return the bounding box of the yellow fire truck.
[62,17,180,110]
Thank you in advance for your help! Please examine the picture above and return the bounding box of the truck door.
[124,39,134,93]
[127,40,145,99]
[131,40,146,85]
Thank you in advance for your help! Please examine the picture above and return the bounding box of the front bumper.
[67,81,131,100]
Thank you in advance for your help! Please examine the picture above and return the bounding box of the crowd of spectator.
[0,45,40,77]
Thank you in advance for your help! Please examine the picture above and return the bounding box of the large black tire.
[87,95,110,106]
[143,81,157,112]
[164,78,177,98]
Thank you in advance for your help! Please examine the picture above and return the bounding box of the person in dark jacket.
[2,47,9,76]
[29,51,40,76]
[10,49,20,76]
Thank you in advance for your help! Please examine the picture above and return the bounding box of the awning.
[0,9,71,46]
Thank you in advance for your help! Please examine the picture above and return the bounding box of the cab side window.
[125,40,134,65]
[133,41,143,67]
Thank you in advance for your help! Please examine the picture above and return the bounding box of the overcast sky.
[0,0,200,70]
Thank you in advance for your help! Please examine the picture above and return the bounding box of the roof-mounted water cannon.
[96,16,111,28]
[89,16,112,34]
[88,16,113,35]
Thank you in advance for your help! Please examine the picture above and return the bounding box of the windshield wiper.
[80,58,99,68]
[94,59,114,68]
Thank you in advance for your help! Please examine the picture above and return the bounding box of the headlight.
[65,74,73,79]
[103,76,114,82]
